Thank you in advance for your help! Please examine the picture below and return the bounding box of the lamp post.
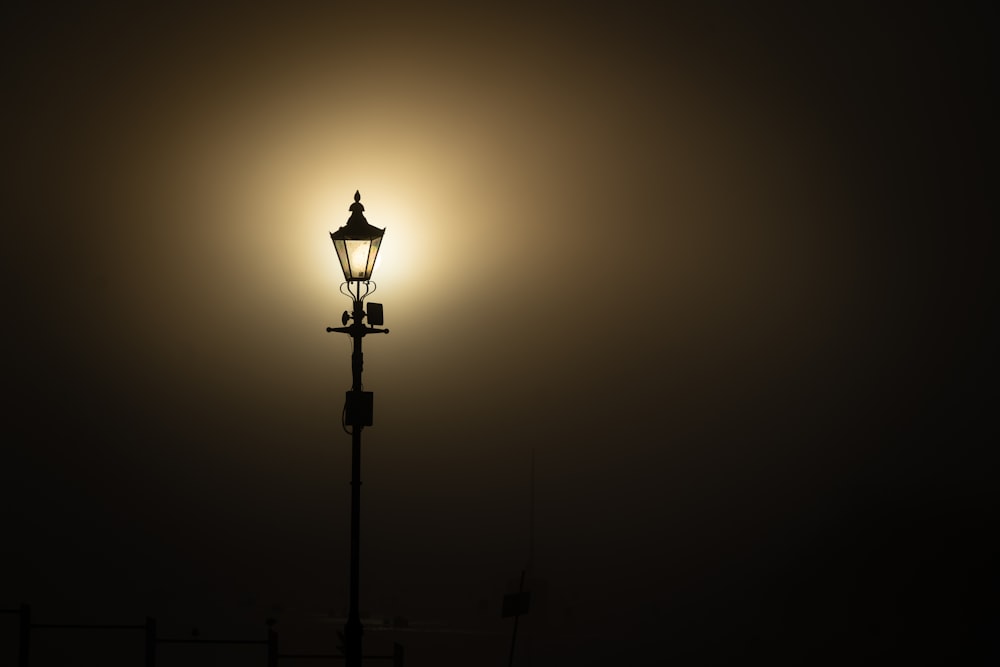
[326,191,388,667]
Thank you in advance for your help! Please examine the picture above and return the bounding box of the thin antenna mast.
[527,447,535,574]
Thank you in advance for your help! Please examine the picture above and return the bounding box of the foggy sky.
[3,2,995,665]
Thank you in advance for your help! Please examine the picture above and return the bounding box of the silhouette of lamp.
[326,191,388,667]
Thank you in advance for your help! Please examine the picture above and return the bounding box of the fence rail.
[2,603,403,667]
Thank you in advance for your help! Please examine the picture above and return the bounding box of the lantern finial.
[350,190,365,214]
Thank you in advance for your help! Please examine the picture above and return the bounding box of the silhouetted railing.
[278,642,404,663]
[4,603,403,667]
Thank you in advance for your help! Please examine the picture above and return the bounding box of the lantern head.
[330,191,385,282]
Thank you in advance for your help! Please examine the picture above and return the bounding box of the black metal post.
[345,294,365,667]
[18,603,30,667]
[326,251,388,667]
[145,617,156,667]
[267,627,278,667]
[507,571,525,667]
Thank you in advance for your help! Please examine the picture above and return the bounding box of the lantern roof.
[331,191,384,240]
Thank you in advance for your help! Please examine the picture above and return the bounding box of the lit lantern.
[330,191,385,282]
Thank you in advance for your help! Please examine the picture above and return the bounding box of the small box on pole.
[501,591,531,618]
[366,303,384,326]
[345,391,374,426]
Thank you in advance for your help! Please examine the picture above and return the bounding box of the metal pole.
[346,420,363,667]
[145,617,156,667]
[267,627,278,667]
[345,290,365,667]
[327,280,386,667]
[507,570,526,667]
[18,603,30,667]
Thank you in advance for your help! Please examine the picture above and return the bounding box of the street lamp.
[326,191,388,667]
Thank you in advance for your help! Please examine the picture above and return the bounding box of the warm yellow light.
[347,240,372,279]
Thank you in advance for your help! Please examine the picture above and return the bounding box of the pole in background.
[503,570,531,667]
[18,603,30,667]
[267,624,278,667]
[144,617,156,667]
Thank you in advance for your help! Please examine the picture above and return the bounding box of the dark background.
[2,2,995,665]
